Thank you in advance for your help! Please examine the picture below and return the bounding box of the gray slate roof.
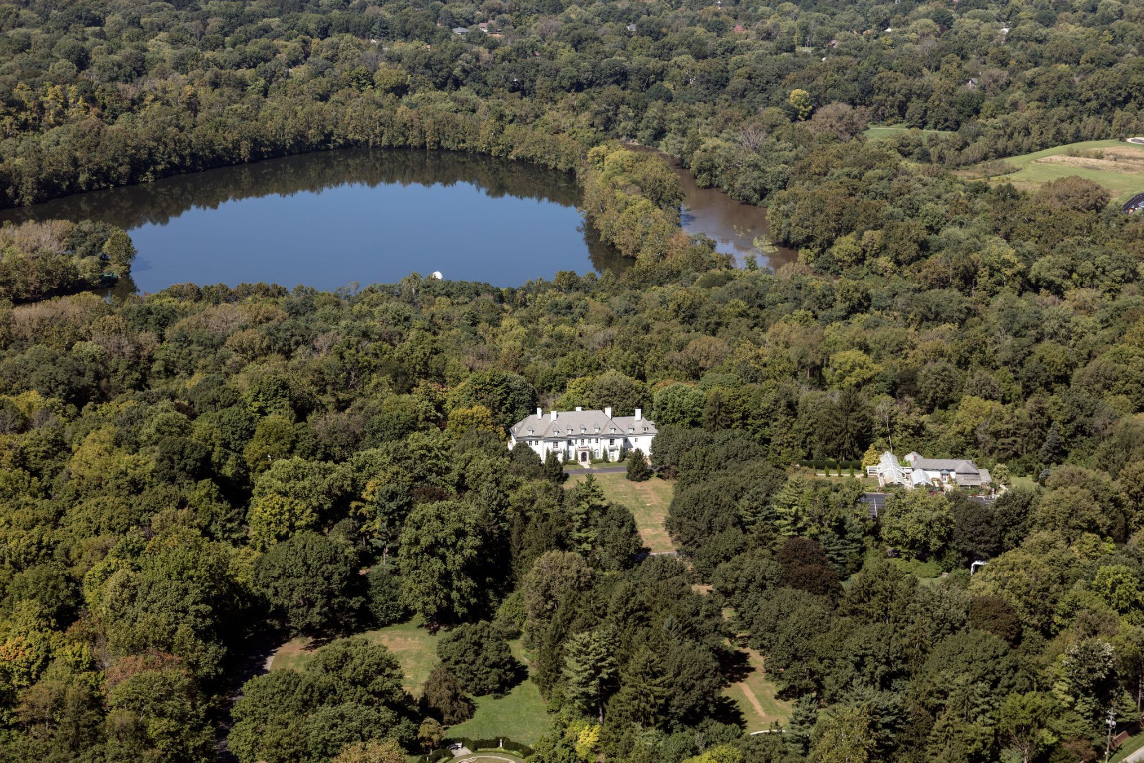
[510,409,657,439]
[912,458,981,474]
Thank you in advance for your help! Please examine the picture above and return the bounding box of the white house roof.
[510,409,656,439]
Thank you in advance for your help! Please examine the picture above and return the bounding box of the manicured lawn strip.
[447,679,550,744]
[1111,729,1144,763]
[568,472,675,553]
[724,648,792,730]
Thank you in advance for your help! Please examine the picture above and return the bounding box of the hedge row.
[797,459,865,471]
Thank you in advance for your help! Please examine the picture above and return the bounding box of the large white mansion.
[508,407,657,464]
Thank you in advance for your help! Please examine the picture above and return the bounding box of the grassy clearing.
[448,679,551,744]
[568,472,676,553]
[964,139,1144,203]
[272,626,550,742]
[1009,475,1039,491]
[724,648,792,730]
[270,620,441,693]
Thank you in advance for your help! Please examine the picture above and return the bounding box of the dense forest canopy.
[2,0,1144,761]
[0,0,1143,207]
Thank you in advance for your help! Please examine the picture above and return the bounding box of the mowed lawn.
[724,648,792,731]
[270,620,440,693]
[964,139,1144,203]
[569,472,676,553]
[448,679,550,744]
[271,625,551,743]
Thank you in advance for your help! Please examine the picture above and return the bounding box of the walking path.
[738,679,769,725]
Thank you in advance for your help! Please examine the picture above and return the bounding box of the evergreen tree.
[544,451,566,484]
[1039,421,1063,465]
[594,503,644,570]
[568,475,606,555]
[786,696,818,756]
[626,448,651,481]
[609,647,671,730]
[562,627,619,722]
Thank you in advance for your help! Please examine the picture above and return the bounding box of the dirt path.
[738,679,770,724]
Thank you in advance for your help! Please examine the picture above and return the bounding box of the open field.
[568,472,675,553]
[963,139,1144,203]
[724,648,792,730]
[270,620,441,693]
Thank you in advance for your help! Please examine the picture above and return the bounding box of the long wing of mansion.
[509,407,656,464]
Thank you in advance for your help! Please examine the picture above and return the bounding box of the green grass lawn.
[964,139,1144,203]
[724,648,792,731]
[448,678,551,744]
[1009,475,1039,491]
[272,625,550,743]
[568,472,676,553]
[1111,729,1144,763]
[270,620,441,693]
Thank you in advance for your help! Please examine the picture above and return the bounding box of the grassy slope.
[724,648,793,730]
[449,639,550,744]
[270,620,441,692]
[567,472,676,553]
[964,139,1144,203]
[271,625,551,742]
[447,680,550,744]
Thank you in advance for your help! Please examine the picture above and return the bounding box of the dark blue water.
[0,147,794,294]
[0,149,624,293]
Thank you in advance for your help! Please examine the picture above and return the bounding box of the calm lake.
[0,148,794,294]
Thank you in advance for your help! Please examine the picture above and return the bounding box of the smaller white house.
[508,407,657,464]
[869,451,991,491]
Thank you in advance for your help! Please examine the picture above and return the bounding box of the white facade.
[508,407,657,464]
[869,451,992,490]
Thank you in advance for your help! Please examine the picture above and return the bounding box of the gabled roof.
[912,457,981,474]
[612,415,657,436]
[510,409,656,439]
